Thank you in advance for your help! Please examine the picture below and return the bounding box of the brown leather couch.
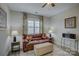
[23,33,50,52]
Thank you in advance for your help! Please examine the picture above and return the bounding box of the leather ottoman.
[34,42,53,56]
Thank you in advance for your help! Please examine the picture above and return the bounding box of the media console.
[61,33,79,55]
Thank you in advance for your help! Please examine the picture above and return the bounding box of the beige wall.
[0,3,10,55]
[50,6,79,51]
[43,16,51,33]
[10,11,23,35]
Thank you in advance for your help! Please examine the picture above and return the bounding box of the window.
[27,20,40,34]
[28,21,34,34]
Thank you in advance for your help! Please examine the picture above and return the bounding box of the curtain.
[23,13,28,34]
[39,16,44,33]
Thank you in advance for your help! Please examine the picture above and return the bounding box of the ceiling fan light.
[42,3,55,8]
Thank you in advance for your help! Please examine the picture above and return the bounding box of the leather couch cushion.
[28,39,49,45]
[32,34,42,38]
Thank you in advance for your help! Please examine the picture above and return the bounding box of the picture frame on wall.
[0,8,7,30]
[65,16,76,28]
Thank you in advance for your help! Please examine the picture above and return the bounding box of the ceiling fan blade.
[42,3,47,8]
[51,3,55,7]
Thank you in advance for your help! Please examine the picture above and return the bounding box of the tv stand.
[61,38,79,56]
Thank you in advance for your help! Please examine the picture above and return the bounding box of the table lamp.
[12,31,18,42]
[48,30,52,37]
[48,27,54,38]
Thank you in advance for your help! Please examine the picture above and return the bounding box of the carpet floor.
[9,44,73,56]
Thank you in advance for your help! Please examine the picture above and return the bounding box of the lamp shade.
[48,27,54,34]
[12,31,18,36]
[48,30,52,33]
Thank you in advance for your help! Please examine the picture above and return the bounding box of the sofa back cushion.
[32,33,42,38]
[23,33,49,41]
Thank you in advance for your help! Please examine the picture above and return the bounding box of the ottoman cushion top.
[34,42,52,48]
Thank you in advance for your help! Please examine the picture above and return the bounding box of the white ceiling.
[7,3,79,17]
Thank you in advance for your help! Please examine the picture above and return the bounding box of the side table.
[11,42,20,53]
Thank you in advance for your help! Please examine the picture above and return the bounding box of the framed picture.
[0,8,7,29]
[65,16,76,28]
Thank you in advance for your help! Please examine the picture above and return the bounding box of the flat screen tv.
[62,33,76,39]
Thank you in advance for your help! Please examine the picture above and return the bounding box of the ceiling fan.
[42,3,55,8]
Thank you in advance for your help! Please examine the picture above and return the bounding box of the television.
[62,33,76,39]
